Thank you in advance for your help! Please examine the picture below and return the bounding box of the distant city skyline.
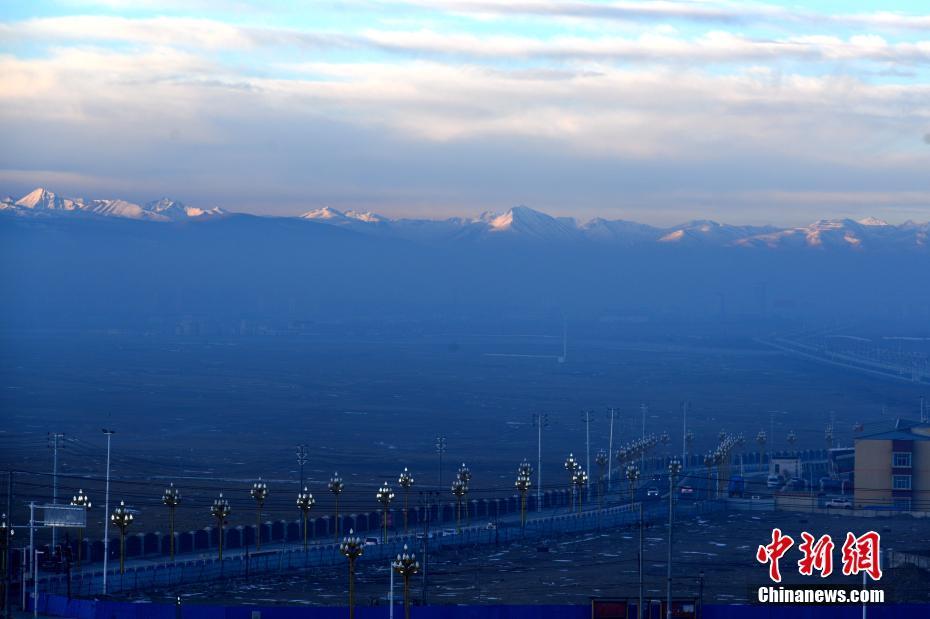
[1,1,930,226]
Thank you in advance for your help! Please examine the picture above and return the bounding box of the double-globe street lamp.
[376,482,395,543]
[162,483,180,560]
[70,489,91,570]
[210,494,231,560]
[514,460,533,528]
[392,544,420,619]
[340,529,364,619]
[398,468,415,534]
[329,473,345,540]
[666,459,683,619]
[110,500,133,575]
[250,479,268,550]
[297,487,316,550]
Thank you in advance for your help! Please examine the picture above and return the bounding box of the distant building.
[770,456,802,479]
[854,419,930,511]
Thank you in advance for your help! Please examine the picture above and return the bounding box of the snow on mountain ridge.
[4,188,226,221]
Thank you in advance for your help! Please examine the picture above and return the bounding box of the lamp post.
[398,468,414,534]
[162,484,180,561]
[666,459,682,619]
[376,482,395,543]
[572,468,588,513]
[564,453,578,509]
[329,473,344,540]
[392,544,420,619]
[210,494,230,560]
[110,501,133,575]
[340,529,364,619]
[296,488,315,550]
[756,430,767,469]
[435,436,447,489]
[595,450,608,507]
[250,479,268,550]
[456,464,471,524]
[451,479,467,532]
[514,461,532,528]
[625,464,640,506]
[69,490,91,571]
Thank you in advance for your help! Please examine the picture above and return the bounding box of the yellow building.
[854,419,930,512]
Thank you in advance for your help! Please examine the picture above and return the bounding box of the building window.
[893,498,912,511]
[892,452,912,468]
[892,475,912,490]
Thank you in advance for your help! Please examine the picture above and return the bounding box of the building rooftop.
[856,418,930,442]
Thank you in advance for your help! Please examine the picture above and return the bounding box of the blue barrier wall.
[34,595,930,619]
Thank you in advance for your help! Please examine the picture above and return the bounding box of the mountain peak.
[857,216,889,227]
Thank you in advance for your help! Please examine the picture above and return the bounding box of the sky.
[1,0,929,225]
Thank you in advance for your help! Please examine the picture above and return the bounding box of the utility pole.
[532,414,548,512]
[607,408,616,492]
[5,471,12,619]
[296,444,308,489]
[102,429,115,595]
[435,436,447,490]
[682,401,689,464]
[638,502,644,619]
[640,404,647,473]
[48,433,64,551]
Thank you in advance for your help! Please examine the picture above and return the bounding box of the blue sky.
[1,0,929,224]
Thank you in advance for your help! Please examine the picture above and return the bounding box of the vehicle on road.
[766,475,781,489]
[646,487,659,498]
[825,498,852,509]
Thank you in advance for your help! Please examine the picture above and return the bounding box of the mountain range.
[2,187,929,252]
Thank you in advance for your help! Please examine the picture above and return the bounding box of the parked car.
[646,488,659,498]
[766,475,781,488]
[825,498,852,509]
[680,485,694,496]
[364,537,380,546]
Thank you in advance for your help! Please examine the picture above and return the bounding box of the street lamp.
[110,500,133,575]
[514,462,532,528]
[398,468,414,534]
[756,430,767,468]
[572,468,588,513]
[625,464,640,506]
[250,479,268,550]
[666,459,682,619]
[595,449,608,507]
[456,463,471,524]
[162,483,180,561]
[210,494,231,560]
[392,544,420,619]
[376,482,395,543]
[340,529,364,619]
[296,487,315,550]
[564,453,578,508]
[329,473,345,540]
[451,479,467,532]
[70,489,91,570]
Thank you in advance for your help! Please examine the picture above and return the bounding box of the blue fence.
[38,501,724,597]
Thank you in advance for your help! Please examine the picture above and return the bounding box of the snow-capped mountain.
[3,187,928,251]
[1,188,226,222]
